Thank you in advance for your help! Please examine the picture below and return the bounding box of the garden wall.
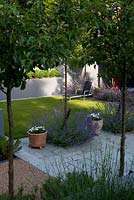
[0,65,101,102]
[0,77,65,101]
[80,63,103,88]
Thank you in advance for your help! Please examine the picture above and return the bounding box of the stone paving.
[15,131,134,177]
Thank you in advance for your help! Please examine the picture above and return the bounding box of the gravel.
[0,158,48,196]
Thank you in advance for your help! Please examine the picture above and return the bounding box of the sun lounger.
[68,81,93,101]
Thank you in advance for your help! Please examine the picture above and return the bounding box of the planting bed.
[0,159,48,195]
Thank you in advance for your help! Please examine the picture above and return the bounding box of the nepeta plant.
[38,106,96,147]
[94,88,121,102]
[90,102,134,133]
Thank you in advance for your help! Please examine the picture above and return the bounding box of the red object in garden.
[113,79,119,90]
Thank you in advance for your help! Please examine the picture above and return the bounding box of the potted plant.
[90,113,103,135]
[28,125,47,149]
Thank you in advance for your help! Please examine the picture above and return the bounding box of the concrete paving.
[15,131,134,177]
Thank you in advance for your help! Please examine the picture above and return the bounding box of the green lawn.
[0,96,99,139]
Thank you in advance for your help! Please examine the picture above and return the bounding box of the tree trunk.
[63,59,68,129]
[7,87,14,199]
[98,65,101,88]
[119,71,127,177]
[84,65,87,81]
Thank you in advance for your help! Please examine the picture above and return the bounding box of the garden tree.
[44,0,89,127]
[0,0,47,198]
[82,0,134,176]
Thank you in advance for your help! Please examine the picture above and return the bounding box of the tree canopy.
[82,0,134,81]
[0,0,48,91]
[0,1,48,198]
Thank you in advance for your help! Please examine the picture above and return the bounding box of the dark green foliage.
[0,136,21,160]
[0,1,49,196]
[40,171,134,200]
[85,0,134,78]
[40,172,94,200]
[0,0,48,90]
[0,137,8,159]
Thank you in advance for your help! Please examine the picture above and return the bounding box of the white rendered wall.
[81,63,103,88]
[0,77,64,101]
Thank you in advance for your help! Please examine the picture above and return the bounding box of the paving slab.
[15,132,134,177]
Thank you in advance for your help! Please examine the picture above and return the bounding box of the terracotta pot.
[28,132,47,149]
[92,119,103,135]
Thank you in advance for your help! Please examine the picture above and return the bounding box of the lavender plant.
[39,106,96,147]
[94,88,121,102]
[90,102,134,133]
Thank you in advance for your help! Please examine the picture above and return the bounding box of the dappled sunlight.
[0,96,102,138]
[68,99,103,111]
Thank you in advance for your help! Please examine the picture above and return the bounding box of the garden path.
[15,131,134,177]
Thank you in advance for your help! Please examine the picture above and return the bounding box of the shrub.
[126,90,134,104]
[27,68,61,79]
[30,107,96,147]
[48,69,61,77]
[40,147,134,200]
[26,71,34,79]
[94,88,121,102]
[47,110,95,146]
[40,172,134,200]
[34,70,47,78]
[0,136,22,160]
[89,102,134,133]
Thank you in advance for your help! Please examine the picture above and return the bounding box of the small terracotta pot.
[28,132,47,149]
[92,119,103,135]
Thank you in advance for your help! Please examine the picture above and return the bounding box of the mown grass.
[0,97,100,139]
